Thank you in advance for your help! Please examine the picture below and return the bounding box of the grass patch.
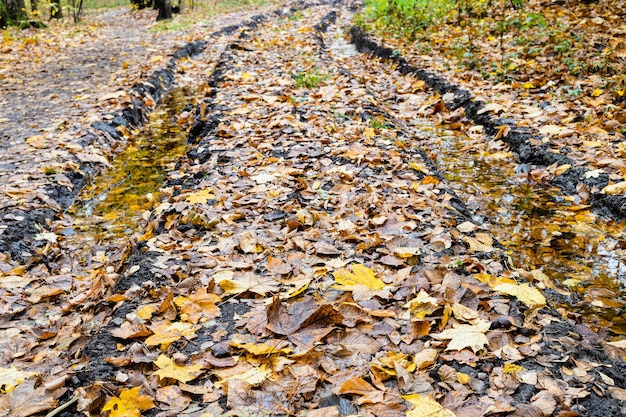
[292,68,327,89]
[149,0,274,33]
[82,0,127,9]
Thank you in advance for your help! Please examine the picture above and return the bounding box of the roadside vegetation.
[358,0,625,108]
[0,0,273,26]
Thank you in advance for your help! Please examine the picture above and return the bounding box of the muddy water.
[325,16,626,334]
[68,87,193,243]
[429,128,626,334]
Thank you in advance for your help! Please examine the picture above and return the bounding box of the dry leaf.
[102,386,155,417]
[153,355,203,383]
[0,367,37,394]
[432,321,491,352]
[403,393,456,417]
[185,189,215,205]
[492,282,546,308]
[332,263,391,301]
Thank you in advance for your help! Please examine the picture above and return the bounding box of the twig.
[45,395,79,417]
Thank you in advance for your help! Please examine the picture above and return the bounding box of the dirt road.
[1,2,625,416]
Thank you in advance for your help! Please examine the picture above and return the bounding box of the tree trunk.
[30,0,37,13]
[155,0,171,20]
[1,0,27,26]
[50,0,61,19]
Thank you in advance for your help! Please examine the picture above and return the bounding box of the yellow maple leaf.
[145,321,198,348]
[174,288,221,324]
[136,305,156,320]
[403,393,456,417]
[333,264,385,290]
[432,321,491,352]
[492,282,546,308]
[503,363,524,374]
[213,363,272,388]
[0,366,37,394]
[404,289,440,319]
[102,386,155,417]
[602,181,626,195]
[153,355,203,383]
[363,127,376,138]
[332,264,391,301]
[185,189,215,205]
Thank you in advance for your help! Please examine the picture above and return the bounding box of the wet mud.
[71,0,331,401]
[3,2,626,416]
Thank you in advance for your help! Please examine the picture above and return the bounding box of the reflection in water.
[68,87,193,242]
[429,129,626,334]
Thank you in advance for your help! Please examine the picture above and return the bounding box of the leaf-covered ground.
[1,1,626,417]
[359,0,626,213]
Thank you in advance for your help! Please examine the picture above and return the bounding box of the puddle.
[428,128,626,334]
[327,17,626,333]
[67,87,193,244]
[327,13,357,59]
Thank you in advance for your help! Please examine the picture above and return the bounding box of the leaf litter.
[1,1,626,417]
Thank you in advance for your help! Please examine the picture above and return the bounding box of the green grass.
[149,0,272,33]
[292,68,327,89]
[82,0,127,9]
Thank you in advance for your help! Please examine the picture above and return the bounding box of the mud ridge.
[314,14,506,255]
[0,2,327,264]
[348,26,626,221]
[75,0,325,394]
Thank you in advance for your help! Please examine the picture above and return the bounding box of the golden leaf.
[0,366,37,394]
[213,363,271,387]
[338,377,384,405]
[145,321,198,348]
[230,337,292,355]
[136,305,156,320]
[174,288,221,324]
[432,321,491,352]
[102,386,155,417]
[332,264,385,290]
[403,393,456,417]
[363,127,376,138]
[185,189,215,205]
[492,282,546,308]
[602,181,626,195]
[332,264,391,301]
[153,355,203,383]
[457,372,471,384]
[404,289,440,319]
[503,363,524,374]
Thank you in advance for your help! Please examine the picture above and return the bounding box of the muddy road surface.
[1,1,625,416]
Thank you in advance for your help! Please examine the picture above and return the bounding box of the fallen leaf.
[102,386,155,417]
[404,289,440,319]
[332,263,391,301]
[403,393,456,417]
[185,189,215,205]
[0,366,37,394]
[0,379,56,416]
[492,282,546,308]
[432,321,491,352]
[338,377,385,405]
[602,181,626,195]
[153,355,203,383]
[145,321,198,348]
